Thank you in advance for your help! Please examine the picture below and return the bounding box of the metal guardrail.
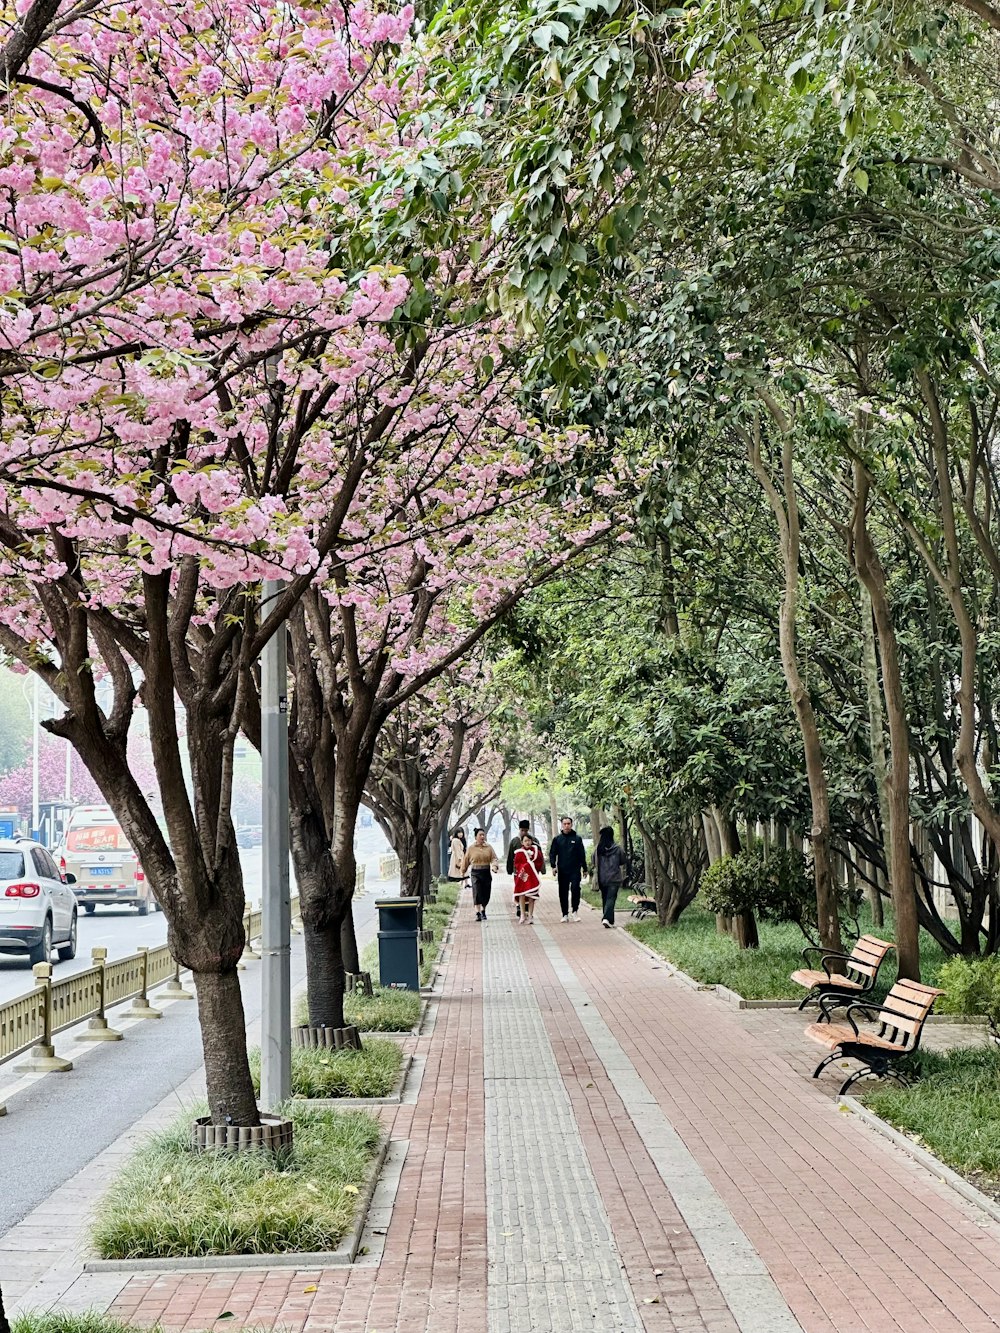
[0,895,304,1108]
[378,853,400,880]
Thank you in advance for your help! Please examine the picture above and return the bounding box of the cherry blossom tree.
[0,0,448,1126]
[365,667,499,899]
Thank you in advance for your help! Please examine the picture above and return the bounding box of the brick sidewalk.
[92,898,1000,1332]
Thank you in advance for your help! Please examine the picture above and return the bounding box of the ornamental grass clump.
[250,1038,403,1099]
[93,1105,381,1259]
[12,1319,161,1333]
[296,986,421,1032]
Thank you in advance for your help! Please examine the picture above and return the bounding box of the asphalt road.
[0,828,391,1005]
[0,888,382,1239]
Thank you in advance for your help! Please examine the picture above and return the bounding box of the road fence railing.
[377,853,400,880]
[0,893,303,1114]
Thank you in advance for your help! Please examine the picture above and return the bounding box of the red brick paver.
[545,912,1000,1333]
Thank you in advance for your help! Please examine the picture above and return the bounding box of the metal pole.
[260,579,291,1109]
[64,738,72,803]
[31,674,40,841]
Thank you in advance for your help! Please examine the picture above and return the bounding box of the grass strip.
[626,904,956,1001]
[13,1320,161,1333]
[250,1038,403,1099]
[92,1103,381,1260]
[861,1045,1000,1188]
[295,984,422,1033]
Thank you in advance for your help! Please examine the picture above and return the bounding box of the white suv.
[0,839,78,967]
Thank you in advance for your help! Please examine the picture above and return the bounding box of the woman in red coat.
[512,831,545,924]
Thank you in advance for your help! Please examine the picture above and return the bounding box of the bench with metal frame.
[806,978,944,1095]
[627,891,657,920]
[790,934,895,1019]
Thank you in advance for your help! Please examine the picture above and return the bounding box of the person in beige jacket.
[447,828,467,880]
[461,827,500,922]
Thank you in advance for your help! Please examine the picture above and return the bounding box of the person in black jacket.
[549,816,588,922]
[506,819,539,920]
[594,826,627,927]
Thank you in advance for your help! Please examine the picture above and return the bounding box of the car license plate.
[89,867,114,876]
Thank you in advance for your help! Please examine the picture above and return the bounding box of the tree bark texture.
[192,968,260,1126]
[859,586,890,927]
[852,465,920,978]
[747,420,843,955]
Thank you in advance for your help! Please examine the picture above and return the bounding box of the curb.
[839,1096,1000,1227]
[299,1053,412,1109]
[83,1136,390,1274]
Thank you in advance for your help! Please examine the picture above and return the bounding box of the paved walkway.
[22,895,1000,1332]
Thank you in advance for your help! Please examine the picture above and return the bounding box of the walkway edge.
[839,1095,1000,1227]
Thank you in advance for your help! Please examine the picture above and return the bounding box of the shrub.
[936,955,1000,1028]
[701,847,812,927]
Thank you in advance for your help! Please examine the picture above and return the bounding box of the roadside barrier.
[0,893,302,1114]
[378,853,400,880]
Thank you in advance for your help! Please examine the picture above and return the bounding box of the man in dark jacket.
[507,819,540,919]
[549,816,588,921]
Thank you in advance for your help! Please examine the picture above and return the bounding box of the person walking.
[461,827,500,922]
[549,815,588,922]
[594,826,627,927]
[447,827,467,881]
[512,831,544,924]
[507,818,540,920]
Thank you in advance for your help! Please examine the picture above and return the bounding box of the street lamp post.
[31,673,40,841]
[260,579,291,1110]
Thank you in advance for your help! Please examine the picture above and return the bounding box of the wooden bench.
[627,892,657,920]
[791,934,895,1018]
[806,978,945,1095]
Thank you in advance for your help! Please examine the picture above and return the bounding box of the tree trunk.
[290,801,347,1029]
[590,805,603,851]
[713,808,758,948]
[852,463,920,978]
[0,1283,9,1333]
[748,420,843,955]
[341,913,361,975]
[862,814,885,927]
[548,784,560,841]
[860,586,893,906]
[192,969,260,1126]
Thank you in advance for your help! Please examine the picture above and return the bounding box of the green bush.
[701,846,814,929]
[92,1104,381,1259]
[936,955,1000,1026]
[250,1038,403,1099]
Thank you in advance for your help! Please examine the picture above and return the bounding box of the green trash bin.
[376,897,420,991]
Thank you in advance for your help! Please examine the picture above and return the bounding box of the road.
[0,824,391,1005]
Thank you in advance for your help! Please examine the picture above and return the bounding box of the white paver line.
[535,924,807,1333]
[482,913,645,1333]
